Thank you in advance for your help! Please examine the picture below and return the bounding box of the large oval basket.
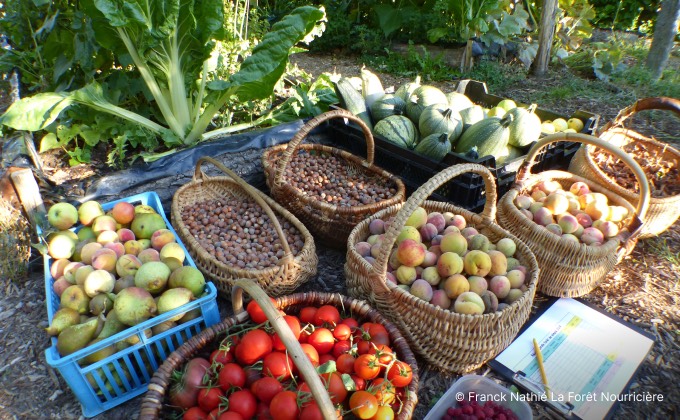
[569,97,680,238]
[262,109,406,249]
[171,157,318,298]
[498,133,651,298]
[139,279,420,419]
[346,164,539,374]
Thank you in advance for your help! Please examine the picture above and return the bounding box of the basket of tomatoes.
[139,278,419,419]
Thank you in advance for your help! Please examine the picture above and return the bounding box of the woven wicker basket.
[569,97,680,238]
[171,157,317,298]
[262,109,406,249]
[139,278,420,419]
[498,133,651,298]
[345,164,539,374]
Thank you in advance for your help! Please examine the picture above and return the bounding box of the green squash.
[414,132,451,162]
[370,94,406,123]
[507,104,542,147]
[454,114,514,159]
[405,85,447,125]
[418,104,464,143]
[374,115,419,149]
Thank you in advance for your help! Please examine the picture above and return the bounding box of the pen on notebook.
[533,338,552,399]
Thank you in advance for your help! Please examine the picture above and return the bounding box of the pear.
[89,293,114,316]
[45,307,81,336]
[56,317,101,356]
[60,285,91,314]
[157,288,193,322]
[97,309,127,339]
[168,266,206,297]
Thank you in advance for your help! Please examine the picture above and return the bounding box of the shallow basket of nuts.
[262,109,406,249]
[171,157,318,298]
[569,97,680,238]
[497,132,651,298]
[345,163,540,374]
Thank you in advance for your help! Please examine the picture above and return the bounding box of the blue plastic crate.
[41,191,220,417]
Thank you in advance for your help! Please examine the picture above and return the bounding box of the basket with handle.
[139,278,420,419]
[345,164,540,374]
[498,132,651,298]
[569,97,680,238]
[262,109,406,249]
[171,157,318,298]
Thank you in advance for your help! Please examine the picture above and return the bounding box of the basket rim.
[582,130,680,203]
[262,143,407,215]
[171,175,316,278]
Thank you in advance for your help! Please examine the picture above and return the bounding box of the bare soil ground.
[0,52,678,420]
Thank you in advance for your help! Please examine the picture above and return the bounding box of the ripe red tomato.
[210,348,233,366]
[354,354,380,380]
[332,339,352,358]
[387,360,413,388]
[269,390,300,420]
[336,353,356,374]
[349,390,379,419]
[246,298,277,324]
[228,389,257,419]
[251,376,284,404]
[262,351,294,380]
[332,323,352,341]
[313,305,341,326]
[369,377,396,405]
[235,329,272,365]
[320,372,347,405]
[198,386,225,413]
[300,343,320,367]
[272,315,301,351]
[218,363,246,391]
[307,328,335,354]
[299,306,318,324]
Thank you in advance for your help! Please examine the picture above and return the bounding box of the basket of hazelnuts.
[171,157,318,298]
[262,109,407,249]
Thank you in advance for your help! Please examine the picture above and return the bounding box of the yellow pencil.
[533,338,552,399]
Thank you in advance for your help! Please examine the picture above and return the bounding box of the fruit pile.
[181,197,305,269]
[169,301,415,419]
[45,200,207,358]
[440,393,519,420]
[354,208,530,315]
[513,180,630,245]
[284,150,399,206]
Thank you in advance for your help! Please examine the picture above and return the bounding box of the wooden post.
[10,168,47,232]
[530,0,559,76]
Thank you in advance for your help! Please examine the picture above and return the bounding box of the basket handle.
[193,157,293,258]
[602,97,680,132]
[516,132,651,238]
[231,279,337,420]
[371,164,497,293]
[273,109,376,186]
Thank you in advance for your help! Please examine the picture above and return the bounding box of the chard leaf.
[0,93,72,131]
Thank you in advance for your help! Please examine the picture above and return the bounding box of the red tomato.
[336,353,356,374]
[235,329,272,365]
[387,360,413,388]
[351,375,366,391]
[300,343,319,367]
[368,405,395,420]
[313,305,341,326]
[299,306,318,324]
[218,363,246,391]
[321,372,347,405]
[170,357,211,409]
[340,317,359,330]
[183,406,209,420]
[332,340,352,358]
[307,328,335,355]
[332,323,352,341]
[270,390,300,420]
[251,376,284,404]
[218,412,245,420]
[349,390,379,419]
[354,354,380,380]
[210,348,233,366]
[198,386,225,413]
[272,315,301,351]
[369,377,396,405]
[262,351,294,380]
[246,298,277,324]
[228,389,257,419]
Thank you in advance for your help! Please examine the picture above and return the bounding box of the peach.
[531,189,547,201]
[520,209,534,220]
[388,249,401,270]
[443,226,460,235]
[529,202,544,214]
[421,266,441,286]
[427,212,446,233]
[92,248,118,272]
[536,180,561,194]
[514,195,533,210]
[545,223,563,236]
[397,239,426,267]
[437,252,464,277]
[442,274,470,299]
[50,259,71,279]
[138,248,161,263]
[496,238,516,257]
[395,265,417,285]
[481,290,499,313]
[448,215,467,230]
[112,201,135,225]
[557,214,579,234]
[354,242,372,257]
[430,289,451,310]
[581,227,605,245]
[597,221,619,239]
[463,250,492,277]
[506,269,525,288]
[419,223,439,242]
[585,200,609,221]
[488,250,508,276]
[504,289,524,304]
[396,226,421,245]
[454,292,485,315]
[467,276,488,295]
[369,219,385,235]
[151,229,176,251]
[405,207,428,229]
[92,215,117,235]
[506,257,520,271]
[460,227,478,239]
[533,207,554,226]
[468,234,490,252]
[440,232,468,255]
[570,181,590,196]
[489,275,511,299]
[410,279,433,302]
[116,254,143,277]
[421,251,438,268]
[544,193,569,215]
[74,265,95,286]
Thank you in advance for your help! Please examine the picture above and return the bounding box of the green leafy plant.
[0,1,326,153]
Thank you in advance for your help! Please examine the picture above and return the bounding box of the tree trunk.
[530,0,559,76]
[646,0,680,80]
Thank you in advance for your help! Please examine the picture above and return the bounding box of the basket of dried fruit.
[569,97,680,238]
[262,109,407,249]
[346,163,540,374]
[171,157,318,298]
[497,132,651,298]
[139,278,419,419]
